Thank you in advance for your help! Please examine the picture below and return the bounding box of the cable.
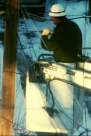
[46,80,55,109]
[20,0,53,53]
[0,114,35,134]
[19,8,38,60]
[45,73,91,135]
[1,1,91,135]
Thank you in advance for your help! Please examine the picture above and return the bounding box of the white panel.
[26,73,69,134]
[25,61,84,134]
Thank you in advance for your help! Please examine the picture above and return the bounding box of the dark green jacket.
[41,19,82,62]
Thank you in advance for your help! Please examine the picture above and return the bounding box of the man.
[40,4,83,136]
[41,4,82,62]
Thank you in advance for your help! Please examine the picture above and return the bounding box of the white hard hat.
[49,4,67,17]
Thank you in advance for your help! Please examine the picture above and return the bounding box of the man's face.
[51,16,62,25]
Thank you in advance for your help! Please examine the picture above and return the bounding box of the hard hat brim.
[49,12,67,17]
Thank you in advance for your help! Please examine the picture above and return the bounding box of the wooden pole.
[0,0,19,135]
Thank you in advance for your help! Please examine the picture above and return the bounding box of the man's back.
[41,19,82,62]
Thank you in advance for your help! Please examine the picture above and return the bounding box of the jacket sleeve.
[41,34,58,51]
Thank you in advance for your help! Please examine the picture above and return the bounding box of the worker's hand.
[41,28,52,36]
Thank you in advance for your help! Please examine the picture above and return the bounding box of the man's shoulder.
[67,19,79,27]
[64,19,80,31]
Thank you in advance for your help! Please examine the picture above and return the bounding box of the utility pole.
[0,0,19,135]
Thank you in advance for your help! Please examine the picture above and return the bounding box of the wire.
[44,68,91,135]
[20,0,53,52]
[19,8,38,60]
[0,114,34,134]
[46,80,55,109]
[25,12,91,22]
[2,0,91,135]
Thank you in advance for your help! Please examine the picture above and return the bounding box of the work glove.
[41,28,52,36]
